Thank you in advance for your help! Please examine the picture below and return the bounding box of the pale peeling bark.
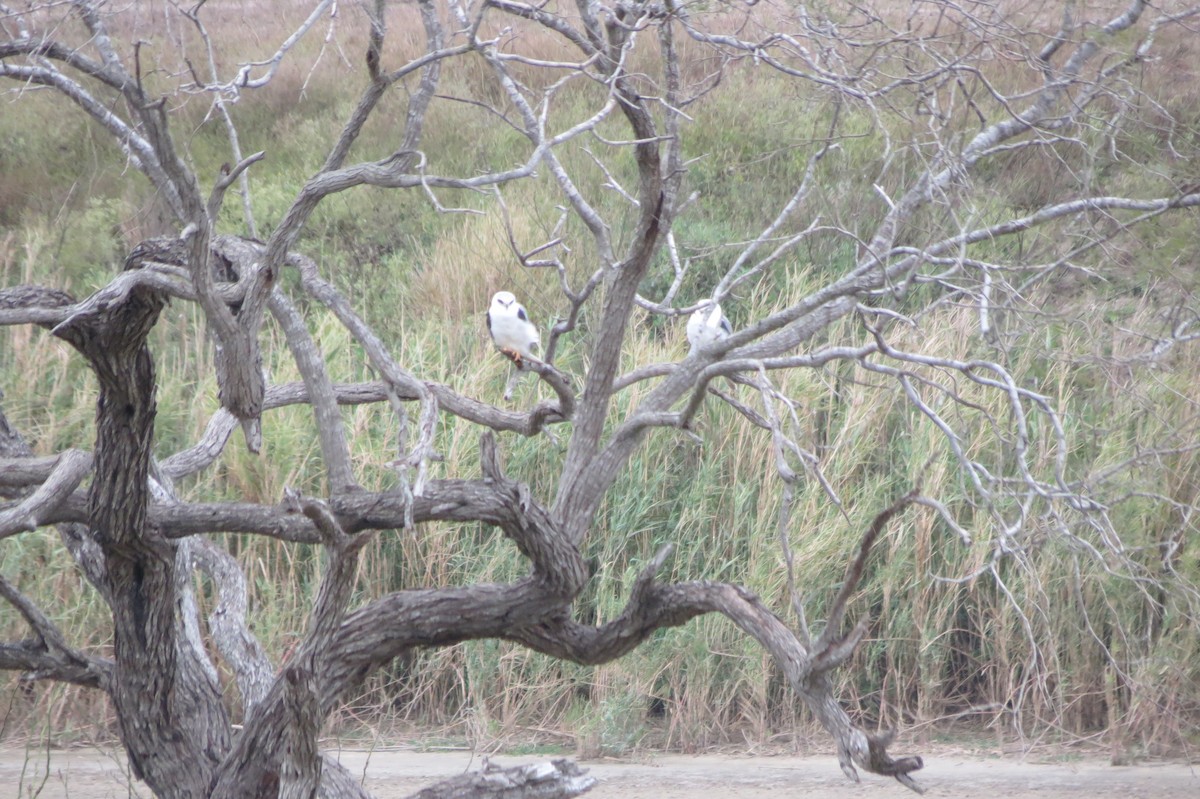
[405,760,595,799]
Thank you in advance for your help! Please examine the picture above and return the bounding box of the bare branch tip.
[649,542,675,571]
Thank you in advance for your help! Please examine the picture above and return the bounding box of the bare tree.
[1,1,1198,797]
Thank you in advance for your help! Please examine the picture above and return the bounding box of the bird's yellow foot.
[500,347,524,368]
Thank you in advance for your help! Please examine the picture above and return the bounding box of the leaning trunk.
[58,281,230,798]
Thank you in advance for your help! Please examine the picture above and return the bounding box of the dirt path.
[2,747,1196,798]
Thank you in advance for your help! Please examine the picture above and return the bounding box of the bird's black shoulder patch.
[720,316,732,334]
[517,306,528,322]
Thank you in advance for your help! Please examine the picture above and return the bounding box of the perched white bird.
[686,301,732,352]
[487,291,540,399]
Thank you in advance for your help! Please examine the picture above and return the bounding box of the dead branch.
[0,449,91,538]
[816,490,921,659]
[405,759,595,799]
[0,572,111,690]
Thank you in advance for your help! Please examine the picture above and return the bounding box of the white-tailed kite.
[686,301,732,352]
[487,290,540,399]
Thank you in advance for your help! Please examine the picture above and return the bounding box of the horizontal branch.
[0,639,110,689]
[1,376,571,495]
[889,191,1200,278]
[0,270,245,330]
[0,449,92,539]
[0,37,127,90]
[0,454,72,489]
[25,474,567,547]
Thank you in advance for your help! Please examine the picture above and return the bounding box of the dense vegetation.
[2,2,1198,761]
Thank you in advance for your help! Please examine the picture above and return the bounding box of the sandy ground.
[1,746,1196,798]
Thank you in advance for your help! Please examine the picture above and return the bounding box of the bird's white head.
[491,291,517,310]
